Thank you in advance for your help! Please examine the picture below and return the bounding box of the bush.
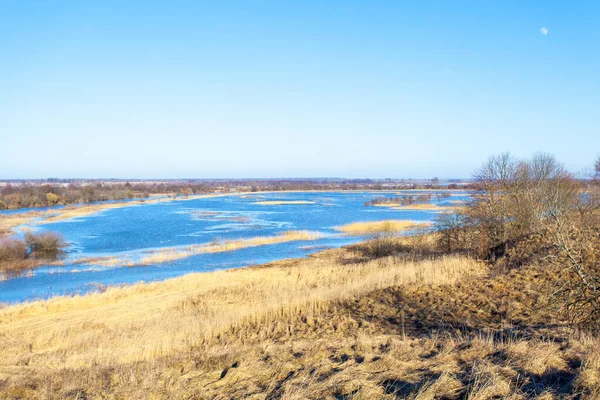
[46,192,60,205]
[25,232,66,257]
[0,238,28,261]
[362,223,404,258]
[364,234,398,258]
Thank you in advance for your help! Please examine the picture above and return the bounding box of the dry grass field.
[1,235,598,399]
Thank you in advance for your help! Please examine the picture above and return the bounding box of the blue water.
[0,191,468,303]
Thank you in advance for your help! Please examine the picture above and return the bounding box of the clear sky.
[1,1,598,179]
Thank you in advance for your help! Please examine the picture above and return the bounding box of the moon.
[540,27,548,35]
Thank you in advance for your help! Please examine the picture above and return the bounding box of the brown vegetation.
[434,153,600,333]
[335,220,428,235]
[0,181,212,210]
[392,203,460,211]
[255,200,315,205]
[0,180,467,211]
[364,193,451,207]
[0,232,66,276]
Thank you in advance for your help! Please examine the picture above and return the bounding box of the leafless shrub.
[445,152,600,331]
[448,153,579,261]
[25,231,67,257]
[404,224,435,256]
[434,211,471,254]
[362,223,404,258]
[0,238,28,261]
[364,236,398,258]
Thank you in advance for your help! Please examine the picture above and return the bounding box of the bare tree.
[436,152,600,330]
[463,152,579,260]
[468,152,519,259]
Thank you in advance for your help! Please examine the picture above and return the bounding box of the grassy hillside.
[0,236,598,399]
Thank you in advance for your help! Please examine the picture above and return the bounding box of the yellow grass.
[255,200,315,205]
[201,230,322,253]
[393,203,463,211]
[0,254,484,371]
[38,194,232,224]
[38,202,142,224]
[335,219,429,235]
[370,202,459,211]
[1,241,597,398]
[0,212,41,237]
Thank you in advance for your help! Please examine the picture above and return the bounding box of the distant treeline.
[0,179,469,210]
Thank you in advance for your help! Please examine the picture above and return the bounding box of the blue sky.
[1,1,598,179]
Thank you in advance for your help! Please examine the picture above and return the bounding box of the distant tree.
[46,192,59,205]
[431,177,440,186]
[595,155,600,180]
[1,184,14,195]
[82,186,95,203]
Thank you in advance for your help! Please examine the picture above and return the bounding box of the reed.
[255,200,315,205]
[335,220,428,235]
[391,203,462,211]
